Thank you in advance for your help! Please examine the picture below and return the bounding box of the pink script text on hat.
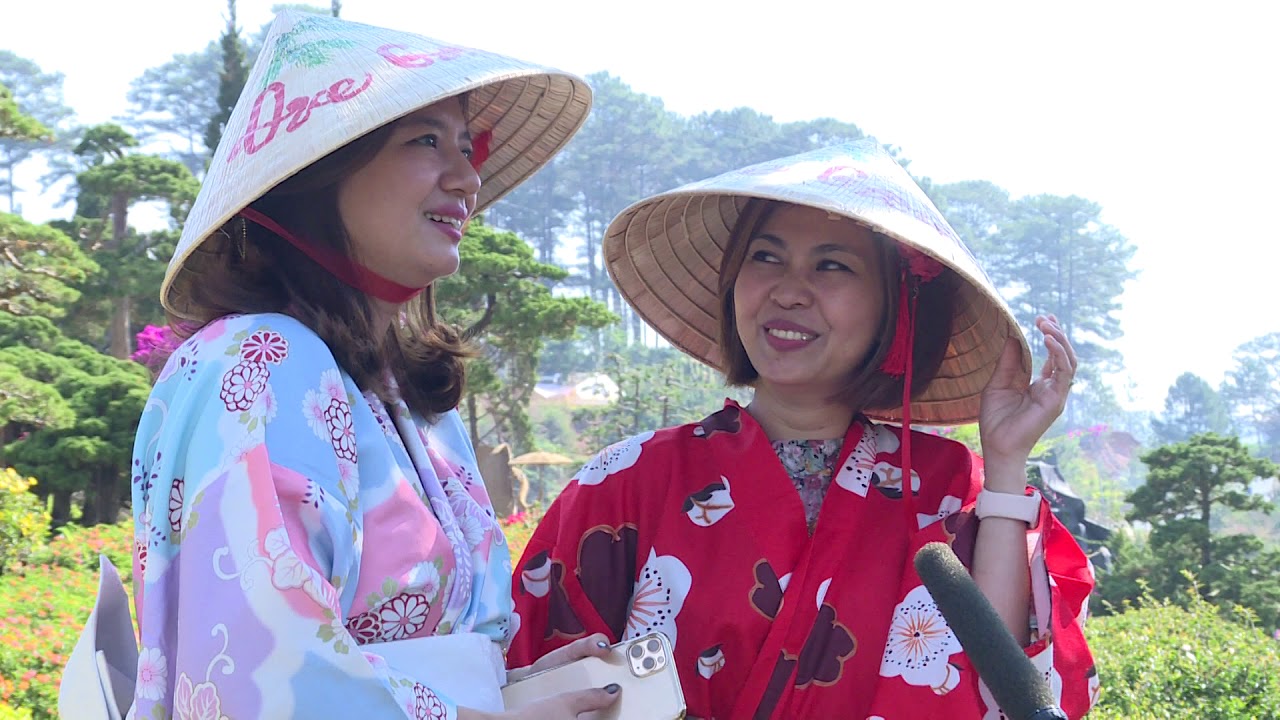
[376,44,467,69]
[818,165,869,183]
[228,75,374,163]
[857,185,965,245]
[226,43,470,163]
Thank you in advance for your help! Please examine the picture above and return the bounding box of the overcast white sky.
[3,0,1277,413]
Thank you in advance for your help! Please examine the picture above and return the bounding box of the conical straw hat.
[603,141,1030,425]
[163,10,591,319]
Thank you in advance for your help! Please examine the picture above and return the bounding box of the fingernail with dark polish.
[605,683,620,694]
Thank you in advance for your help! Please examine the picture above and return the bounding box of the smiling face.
[335,95,481,290]
[730,203,888,397]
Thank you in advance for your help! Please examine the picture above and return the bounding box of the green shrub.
[0,469,50,575]
[1087,586,1280,719]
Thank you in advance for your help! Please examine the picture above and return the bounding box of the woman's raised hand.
[978,315,1078,491]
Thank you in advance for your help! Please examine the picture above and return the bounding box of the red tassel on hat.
[881,270,913,378]
[905,246,944,282]
[876,245,943,538]
[880,247,943,378]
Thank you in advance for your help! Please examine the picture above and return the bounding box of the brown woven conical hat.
[163,10,592,319]
[603,141,1029,425]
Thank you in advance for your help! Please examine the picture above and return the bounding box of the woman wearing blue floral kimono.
[63,10,622,720]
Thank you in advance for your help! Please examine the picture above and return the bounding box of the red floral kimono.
[508,401,1099,719]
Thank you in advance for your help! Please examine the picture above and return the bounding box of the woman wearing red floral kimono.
[508,142,1099,719]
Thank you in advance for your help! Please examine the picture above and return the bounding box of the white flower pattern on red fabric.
[521,554,551,598]
[502,610,521,646]
[219,359,269,412]
[378,592,431,640]
[834,421,878,496]
[624,549,691,648]
[697,645,726,679]
[871,460,921,498]
[816,578,833,608]
[684,475,735,527]
[872,424,900,453]
[239,330,289,364]
[575,431,655,486]
[918,495,963,530]
[413,683,447,719]
[880,585,962,692]
[978,642,1062,719]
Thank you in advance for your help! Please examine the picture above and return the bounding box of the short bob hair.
[716,199,957,415]
[171,121,471,421]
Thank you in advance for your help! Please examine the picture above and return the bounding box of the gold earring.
[236,217,247,260]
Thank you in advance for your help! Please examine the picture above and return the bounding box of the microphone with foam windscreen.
[913,542,1068,720]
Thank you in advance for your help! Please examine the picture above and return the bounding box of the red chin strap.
[878,246,944,533]
[238,208,425,305]
[469,130,491,171]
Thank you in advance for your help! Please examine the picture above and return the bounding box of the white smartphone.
[501,632,686,720]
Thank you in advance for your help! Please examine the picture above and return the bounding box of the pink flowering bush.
[502,510,540,566]
[130,324,181,375]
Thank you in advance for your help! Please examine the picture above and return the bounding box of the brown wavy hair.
[170,123,472,421]
[716,199,956,414]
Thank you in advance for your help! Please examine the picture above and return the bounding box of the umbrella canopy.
[510,451,576,466]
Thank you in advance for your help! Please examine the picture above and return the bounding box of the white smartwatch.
[975,487,1042,525]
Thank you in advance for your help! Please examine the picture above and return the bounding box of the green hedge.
[1087,590,1280,718]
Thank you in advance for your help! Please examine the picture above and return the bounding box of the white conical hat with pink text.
[164,10,591,319]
